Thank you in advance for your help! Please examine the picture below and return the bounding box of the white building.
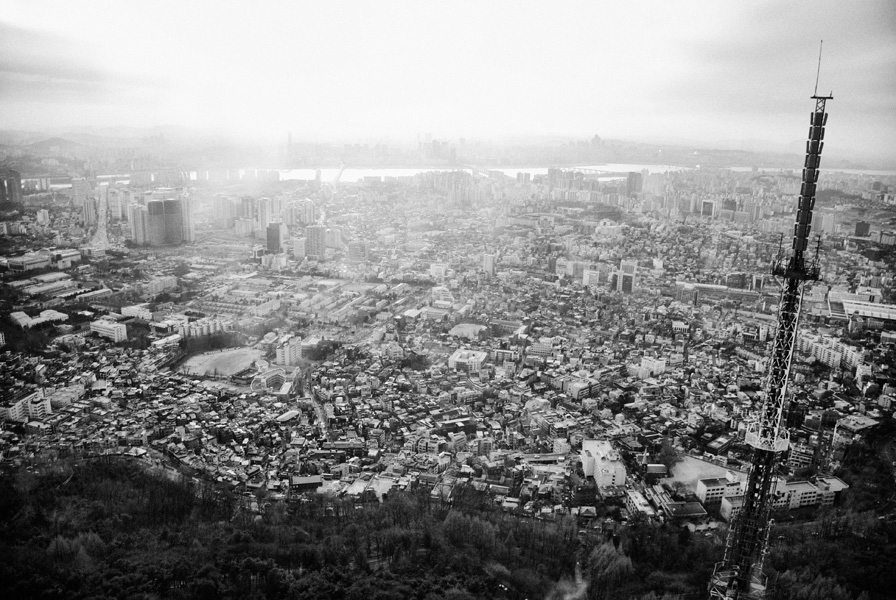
[291,237,307,258]
[430,262,449,279]
[121,304,154,320]
[275,334,302,366]
[582,269,606,288]
[178,317,230,339]
[640,356,666,377]
[90,319,128,342]
[581,439,626,487]
[720,495,744,522]
[7,252,50,272]
[431,286,454,303]
[147,276,177,295]
[773,480,819,510]
[448,348,488,373]
[625,489,657,519]
[527,341,554,358]
[10,310,68,328]
[696,471,743,507]
[0,389,50,422]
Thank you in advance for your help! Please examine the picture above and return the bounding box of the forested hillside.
[0,456,892,599]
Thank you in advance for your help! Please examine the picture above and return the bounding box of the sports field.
[182,347,263,377]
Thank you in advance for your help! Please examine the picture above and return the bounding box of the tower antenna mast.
[708,59,832,600]
[814,40,823,96]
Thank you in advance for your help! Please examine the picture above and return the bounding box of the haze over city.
[2,0,896,166]
[2,3,896,600]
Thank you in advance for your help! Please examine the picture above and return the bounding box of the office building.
[142,198,186,246]
[267,222,288,253]
[0,169,23,205]
[617,259,637,293]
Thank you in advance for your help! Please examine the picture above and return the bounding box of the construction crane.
[708,59,831,598]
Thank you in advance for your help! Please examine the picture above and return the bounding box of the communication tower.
[708,71,832,598]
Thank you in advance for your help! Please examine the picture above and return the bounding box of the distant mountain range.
[0,125,889,172]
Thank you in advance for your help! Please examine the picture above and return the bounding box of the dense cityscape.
[1,134,895,598]
[2,2,896,600]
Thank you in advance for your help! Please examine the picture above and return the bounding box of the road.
[89,186,112,249]
[307,379,329,440]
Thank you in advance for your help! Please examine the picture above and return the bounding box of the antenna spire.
[814,40,823,96]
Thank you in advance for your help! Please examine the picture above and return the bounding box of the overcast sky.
[1,1,895,164]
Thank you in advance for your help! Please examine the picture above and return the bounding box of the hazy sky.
[2,1,895,164]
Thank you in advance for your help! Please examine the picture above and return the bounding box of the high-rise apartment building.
[256,197,272,231]
[305,225,326,259]
[235,218,255,237]
[72,177,91,204]
[240,196,255,220]
[483,254,496,276]
[292,237,306,259]
[325,227,342,248]
[300,198,316,224]
[108,188,124,220]
[271,195,283,216]
[181,196,195,242]
[214,196,237,228]
[73,178,97,227]
[129,204,148,245]
[626,171,643,196]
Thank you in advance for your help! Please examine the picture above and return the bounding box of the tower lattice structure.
[708,92,831,599]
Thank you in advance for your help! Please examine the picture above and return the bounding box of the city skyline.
[1,23,895,594]
[1,1,895,166]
